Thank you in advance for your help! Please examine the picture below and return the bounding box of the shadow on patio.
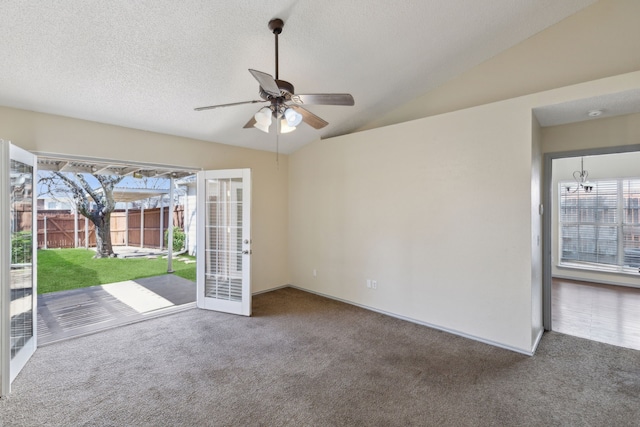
[37,274,196,345]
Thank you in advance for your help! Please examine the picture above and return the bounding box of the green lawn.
[37,248,196,294]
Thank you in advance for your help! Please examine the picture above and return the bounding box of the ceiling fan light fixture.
[253,108,272,133]
[254,121,270,133]
[280,119,296,133]
[254,108,272,125]
[284,108,303,127]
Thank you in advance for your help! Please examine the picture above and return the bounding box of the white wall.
[0,107,290,293]
[554,151,640,182]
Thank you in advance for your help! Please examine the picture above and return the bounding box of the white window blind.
[559,178,640,272]
[623,180,640,269]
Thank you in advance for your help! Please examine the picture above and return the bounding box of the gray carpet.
[1,287,639,426]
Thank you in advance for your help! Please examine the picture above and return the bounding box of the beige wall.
[290,99,537,353]
[362,0,640,131]
[542,112,640,154]
[290,71,640,354]
[543,113,640,287]
[0,107,290,293]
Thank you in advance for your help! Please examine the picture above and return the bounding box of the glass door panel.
[196,169,251,316]
[1,141,37,396]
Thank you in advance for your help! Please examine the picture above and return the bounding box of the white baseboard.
[283,284,536,356]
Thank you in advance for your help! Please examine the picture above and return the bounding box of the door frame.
[196,168,252,316]
[1,141,38,396]
[542,143,640,330]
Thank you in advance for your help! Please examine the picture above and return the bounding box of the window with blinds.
[623,180,640,270]
[559,178,640,272]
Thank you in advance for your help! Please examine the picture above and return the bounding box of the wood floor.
[552,278,640,350]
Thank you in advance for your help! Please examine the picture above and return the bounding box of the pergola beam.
[37,157,197,179]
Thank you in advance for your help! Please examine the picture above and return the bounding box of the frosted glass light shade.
[254,108,272,133]
[254,121,270,133]
[280,119,296,133]
[284,108,303,127]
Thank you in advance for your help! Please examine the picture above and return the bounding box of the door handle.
[242,250,252,255]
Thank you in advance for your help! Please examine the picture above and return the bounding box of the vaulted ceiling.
[1,1,596,154]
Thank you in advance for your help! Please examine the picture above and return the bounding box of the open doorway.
[3,144,252,395]
[544,149,640,350]
[35,155,199,344]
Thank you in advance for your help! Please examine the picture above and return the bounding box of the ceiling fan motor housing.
[260,79,295,117]
[259,79,294,100]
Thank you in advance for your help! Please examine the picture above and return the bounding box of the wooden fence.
[37,206,184,249]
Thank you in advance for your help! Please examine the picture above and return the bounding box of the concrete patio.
[37,274,196,345]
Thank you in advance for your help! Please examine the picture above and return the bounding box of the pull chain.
[276,116,280,169]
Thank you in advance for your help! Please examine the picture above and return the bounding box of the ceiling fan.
[194,18,354,134]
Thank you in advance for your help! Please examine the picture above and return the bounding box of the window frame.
[558,177,640,274]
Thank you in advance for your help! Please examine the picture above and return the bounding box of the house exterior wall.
[181,183,198,256]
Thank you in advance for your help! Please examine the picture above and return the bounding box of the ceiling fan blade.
[194,100,266,111]
[290,93,354,106]
[249,69,281,97]
[289,105,329,129]
[243,116,257,129]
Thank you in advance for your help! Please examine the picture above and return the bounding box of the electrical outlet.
[371,280,377,290]
[313,269,317,277]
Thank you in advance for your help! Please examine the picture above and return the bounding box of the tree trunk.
[92,212,115,258]
[41,171,124,258]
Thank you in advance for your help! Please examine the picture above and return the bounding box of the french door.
[1,141,37,396]
[196,169,251,316]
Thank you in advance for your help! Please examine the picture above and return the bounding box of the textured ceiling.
[1,1,596,154]
[533,89,640,127]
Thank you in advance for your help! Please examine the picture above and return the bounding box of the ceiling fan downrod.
[193,16,353,133]
[268,18,284,80]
